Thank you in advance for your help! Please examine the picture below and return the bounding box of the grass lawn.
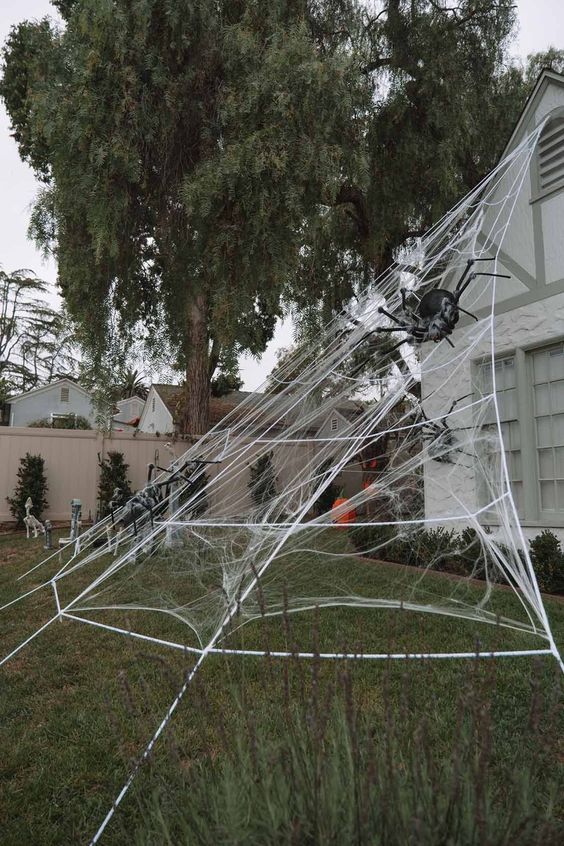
[1,530,563,844]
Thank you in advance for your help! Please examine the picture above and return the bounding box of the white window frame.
[474,336,564,528]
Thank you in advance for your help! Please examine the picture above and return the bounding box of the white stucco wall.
[9,381,95,427]
[422,287,564,544]
[137,388,174,434]
[422,77,564,547]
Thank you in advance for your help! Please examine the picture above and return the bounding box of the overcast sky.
[1,0,563,389]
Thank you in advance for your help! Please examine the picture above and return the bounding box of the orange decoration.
[331,497,357,528]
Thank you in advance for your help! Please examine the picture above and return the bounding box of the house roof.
[8,378,92,405]
[152,385,257,428]
[501,68,564,158]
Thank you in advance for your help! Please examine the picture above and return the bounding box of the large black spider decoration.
[417,394,474,464]
[376,257,510,352]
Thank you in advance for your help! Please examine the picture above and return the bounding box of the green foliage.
[28,414,91,429]
[1,1,540,426]
[135,667,564,845]
[249,451,278,515]
[97,451,132,518]
[529,530,564,594]
[350,524,520,585]
[7,452,48,526]
[113,368,148,401]
[0,1,359,431]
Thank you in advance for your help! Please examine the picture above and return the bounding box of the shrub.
[7,453,49,526]
[97,451,133,517]
[529,530,564,593]
[28,415,91,429]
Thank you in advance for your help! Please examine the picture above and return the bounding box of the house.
[112,396,146,431]
[137,384,257,434]
[7,378,96,427]
[422,69,564,540]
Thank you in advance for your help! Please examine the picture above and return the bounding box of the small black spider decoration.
[376,257,510,351]
[418,394,474,464]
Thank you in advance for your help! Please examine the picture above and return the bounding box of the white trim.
[137,385,173,433]
[501,70,564,159]
[8,378,92,405]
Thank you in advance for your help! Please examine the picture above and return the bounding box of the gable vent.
[60,386,69,402]
[538,117,564,194]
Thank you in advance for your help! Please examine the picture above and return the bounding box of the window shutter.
[538,117,564,194]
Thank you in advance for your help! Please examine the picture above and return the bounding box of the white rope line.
[0,614,59,668]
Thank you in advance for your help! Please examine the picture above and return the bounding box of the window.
[536,116,564,198]
[531,344,564,515]
[478,356,523,516]
[330,417,338,431]
[476,342,564,525]
[60,386,69,403]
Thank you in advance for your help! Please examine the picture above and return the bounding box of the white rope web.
[2,123,562,842]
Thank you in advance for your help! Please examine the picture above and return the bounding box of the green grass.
[0,531,563,845]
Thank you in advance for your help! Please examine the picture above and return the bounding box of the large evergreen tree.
[0,1,540,426]
[0,0,360,433]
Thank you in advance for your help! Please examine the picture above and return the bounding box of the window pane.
[511,451,522,480]
[533,351,549,383]
[549,347,564,381]
[502,359,516,389]
[551,380,564,413]
[536,417,552,447]
[558,482,564,511]
[556,447,564,478]
[510,421,521,450]
[535,384,550,415]
[553,413,564,445]
[538,449,554,479]
[512,481,523,513]
[540,481,556,510]
[503,388,517,419]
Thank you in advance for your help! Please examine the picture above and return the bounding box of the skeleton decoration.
[107,457,220,555]
[23,497,45,539]
[375,258,510,351]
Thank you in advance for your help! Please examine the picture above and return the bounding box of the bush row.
[350,524,564,594]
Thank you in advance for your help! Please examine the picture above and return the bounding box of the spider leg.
[447,392,473,416]
[443,336,455,348]
[400,288,418,319]
[456,305,479,321]
[375,326,410,334]
[377,306,408,327]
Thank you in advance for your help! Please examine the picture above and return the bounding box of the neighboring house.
[137,384,257,434]
[7,378,95,427]
[422,69,564,540]
[112,396,146,431]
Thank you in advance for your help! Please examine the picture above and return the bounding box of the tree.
[113,368,149,401]
[1,1,360,434]
[97,451,132,518]
[7,453,49,526]
[291,1,529,322]
[0,268,78,396]
[2,1,543,423]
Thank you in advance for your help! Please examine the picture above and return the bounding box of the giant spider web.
[2,122,562,842]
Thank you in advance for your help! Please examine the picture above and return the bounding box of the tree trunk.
[182,294,210,435]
